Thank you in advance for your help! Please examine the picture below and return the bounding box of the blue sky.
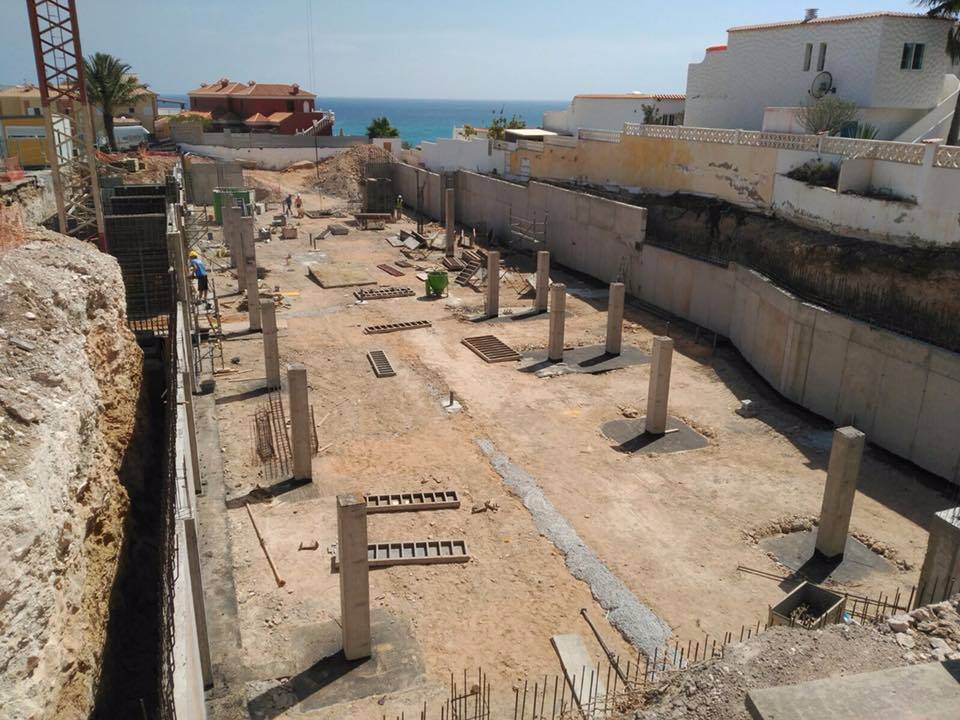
[0,0,927,99]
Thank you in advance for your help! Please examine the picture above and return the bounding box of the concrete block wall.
[183,160,244,205]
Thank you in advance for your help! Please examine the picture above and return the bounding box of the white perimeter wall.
[420,136,507,174]
[543,97,686,135]
[178,143,349,170]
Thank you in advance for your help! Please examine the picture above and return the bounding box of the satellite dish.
[810,71,834,99]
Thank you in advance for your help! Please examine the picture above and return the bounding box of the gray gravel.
[476,438,672,657]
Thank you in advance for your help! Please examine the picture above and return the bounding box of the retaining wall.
[398,161,960,484]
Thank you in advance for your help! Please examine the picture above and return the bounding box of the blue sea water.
[157,95,565,147]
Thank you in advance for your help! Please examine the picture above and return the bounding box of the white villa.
[685,11,959,141]
[542,92,685,135]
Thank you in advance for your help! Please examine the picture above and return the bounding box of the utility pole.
[26,0,105,248]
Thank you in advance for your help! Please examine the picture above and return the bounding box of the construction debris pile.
[629,596,960,720]
[282,145,395,202]
[0,229,143,720]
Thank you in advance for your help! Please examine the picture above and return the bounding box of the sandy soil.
[199,180,957,719]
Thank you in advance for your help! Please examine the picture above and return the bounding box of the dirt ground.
[197,174,958,719]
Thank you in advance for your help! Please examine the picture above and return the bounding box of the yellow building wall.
[510,135,779,207]
[2,116,48,167]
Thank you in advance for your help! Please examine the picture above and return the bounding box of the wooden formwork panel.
[334,539,470,569]
[462,335,521,363]
[363,320,431,334]
[455,261,480,286]
[367,350,396,378]
[365,490,460,513]
[354,286,415,301]
[377,263,405,277]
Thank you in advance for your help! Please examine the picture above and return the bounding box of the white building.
[685,11,959,140]
[542,93,686,135]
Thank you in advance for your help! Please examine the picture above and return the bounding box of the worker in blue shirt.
[189,250,209,306]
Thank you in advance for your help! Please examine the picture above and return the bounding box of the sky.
[0,0,929,100]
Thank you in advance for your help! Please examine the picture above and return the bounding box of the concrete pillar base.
[605,282,625,356]
[337,495,371,660]
[815,427,865,561]
[644,336,674,435]
[288,364,313,481]
[548,284,566,361]
[535,251,550,312]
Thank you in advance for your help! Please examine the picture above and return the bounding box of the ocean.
[157,96,565,147]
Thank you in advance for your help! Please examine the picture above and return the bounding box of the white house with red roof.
[542,92,686,135]
[685,10,959,140]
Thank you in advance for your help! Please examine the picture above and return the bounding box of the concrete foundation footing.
[644,336,674,435]
[287,364,313,481]
[548,283,567,361]
[337,494,372,660]
[815,427,866,561]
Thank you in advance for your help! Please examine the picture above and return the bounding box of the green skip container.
[425,270,449,297]
[212,187,254,224]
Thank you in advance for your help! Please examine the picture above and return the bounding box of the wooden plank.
[307,262,376,288]
[551,634,606,708]
[377,263,405,277]
[366,350,396,377]
[363,320,431,335]
[462,335,521,363]
[334,538,469,569]
[365,490,460,513]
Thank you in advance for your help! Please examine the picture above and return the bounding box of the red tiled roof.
[267,111,293,122]
[728,11,954,33]
[245,112,275,124]
[188,79,316,98]
[574,92,685,101]
[705,45,727,52]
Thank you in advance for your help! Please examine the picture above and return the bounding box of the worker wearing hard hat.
[188,250,209,306]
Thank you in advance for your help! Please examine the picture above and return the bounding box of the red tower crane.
[25,0,105,248]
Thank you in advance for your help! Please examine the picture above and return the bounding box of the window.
[803,43,813,71]
[817,43,827,71]
[901,43,925,70]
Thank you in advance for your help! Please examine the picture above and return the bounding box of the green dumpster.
[425,270,449,298]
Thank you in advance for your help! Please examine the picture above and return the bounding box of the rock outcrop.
[0,230,142,720]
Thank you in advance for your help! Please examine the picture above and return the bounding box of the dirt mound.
[629,596,960,719]
[287,144,395,203]
[0,229,142,720]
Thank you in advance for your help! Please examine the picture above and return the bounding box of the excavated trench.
[90,346,167,719]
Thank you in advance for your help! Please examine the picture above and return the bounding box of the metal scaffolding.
[26,0,105,246]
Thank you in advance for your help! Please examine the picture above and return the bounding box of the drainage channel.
[476,438,672,657]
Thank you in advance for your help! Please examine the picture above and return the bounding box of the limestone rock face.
[0,231,142,720]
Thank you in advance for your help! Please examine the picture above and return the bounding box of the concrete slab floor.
[519,344,650,377]
[196,177,959,718]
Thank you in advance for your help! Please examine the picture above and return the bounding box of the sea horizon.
[155,95,567,146]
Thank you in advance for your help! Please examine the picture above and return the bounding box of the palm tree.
[916,1,960,144]
[83,52,148,151]
[366,116,399,139]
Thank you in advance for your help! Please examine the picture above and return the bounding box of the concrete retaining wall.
[179,143,349,170]
[408,162,960,484]
[637,246,960,484]
[183,159,244,205]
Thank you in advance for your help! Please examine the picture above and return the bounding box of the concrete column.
[183,518,213,688]
[485,250,500,318]
[917,507,960,607]
[444,188,455,257]
[288,364,313,481]
[535,250,550,312]
[548,283,566,361]
[222,203,239,269]
[644,336,674,435]
[180,372,202,495]
[260,300,280,390]
[241,219,261,331]
[337,495,371,660]
[814,426,866,561]
[605,282,625,355]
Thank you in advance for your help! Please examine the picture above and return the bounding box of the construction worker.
[295,193,304,218]
[284,193,293,216]
[395,194,403,220]
[189,250,209,306]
